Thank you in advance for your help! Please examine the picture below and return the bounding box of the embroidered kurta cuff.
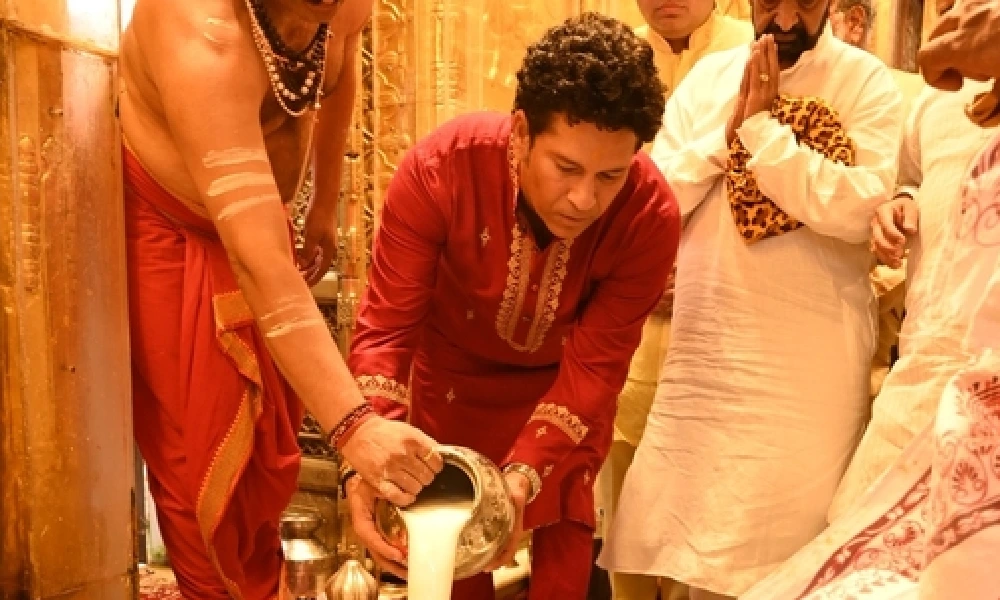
[355,373,410,421]
[505,402,593,482]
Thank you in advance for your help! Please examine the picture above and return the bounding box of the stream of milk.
[400,500,474,600]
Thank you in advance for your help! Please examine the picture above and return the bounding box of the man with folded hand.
[744,3,1000,597]
[600,1,902,598]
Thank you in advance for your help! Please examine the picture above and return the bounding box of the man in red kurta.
[345,13,680,600]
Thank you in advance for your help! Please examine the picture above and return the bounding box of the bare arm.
[870,89,930,268]
[300,29,362,283]
[143,1,439,500]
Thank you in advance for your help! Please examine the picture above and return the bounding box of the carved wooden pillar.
[892,0,926,72]
[0,0,135,597]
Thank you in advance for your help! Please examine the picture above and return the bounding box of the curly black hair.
[514,12,665,146]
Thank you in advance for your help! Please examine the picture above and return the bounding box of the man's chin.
[553,224,589,240]
[296,0,342,21]
[776,48,803,69]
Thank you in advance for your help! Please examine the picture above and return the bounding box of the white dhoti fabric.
[741,353,1000,600]
[601,219,876,595]
[741,131,1000,599]
[828,82,1000,520]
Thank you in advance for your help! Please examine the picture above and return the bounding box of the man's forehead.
[754,0,830,11]
[533,119,636,169]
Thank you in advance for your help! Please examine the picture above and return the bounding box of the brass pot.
[280,510,335,598]
[375,445,515,580]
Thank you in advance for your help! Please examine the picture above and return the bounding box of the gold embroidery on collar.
[497,133,572,353]
[528,239,571,346]
[356,374,410,405]
[529,402,588,445]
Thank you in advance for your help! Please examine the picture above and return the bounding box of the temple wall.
[0,0,135,597]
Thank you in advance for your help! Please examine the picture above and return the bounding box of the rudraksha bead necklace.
[244,0,331,117]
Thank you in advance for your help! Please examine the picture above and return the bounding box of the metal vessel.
[375,445,515,580]
[280,510,335,598]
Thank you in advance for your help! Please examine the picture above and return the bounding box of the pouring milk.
[399,499,474,599]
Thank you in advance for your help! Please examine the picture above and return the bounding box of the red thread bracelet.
[328,402,376,450]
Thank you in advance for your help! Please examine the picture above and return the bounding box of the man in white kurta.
[602,7,752,600]
[743,2,1000,597]
[600,5,902,597]
[827,79,999,521]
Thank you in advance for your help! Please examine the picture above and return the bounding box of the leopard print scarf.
[726,95,856,244]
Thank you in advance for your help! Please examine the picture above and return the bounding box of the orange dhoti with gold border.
[124,147,303,600]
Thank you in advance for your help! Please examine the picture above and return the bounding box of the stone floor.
[134,544,615,599]
[135,559,531,599]
[138,566,182,600]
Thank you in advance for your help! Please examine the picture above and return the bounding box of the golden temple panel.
[367,0,588,229]
[1,0,134,597]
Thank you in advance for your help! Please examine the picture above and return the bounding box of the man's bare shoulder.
[127,0,262,97]
[130,0,248,52]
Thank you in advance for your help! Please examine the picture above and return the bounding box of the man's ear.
[846,4,868,30]
[510,110,531,159]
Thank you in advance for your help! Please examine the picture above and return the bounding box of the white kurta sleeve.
[650,76,731,219]
[735,71,904,244]
[897,87,928,196]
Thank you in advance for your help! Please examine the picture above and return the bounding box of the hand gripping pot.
[374,445,516,579]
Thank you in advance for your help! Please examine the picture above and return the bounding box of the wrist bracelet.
[894,185,918,201]
[502,462,542,504]
[338,460,360,495]
[328,402,376,450]
[336,411,376,451]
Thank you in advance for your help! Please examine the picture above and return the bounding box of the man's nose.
[567,177,597,212]
[774,3,800,30]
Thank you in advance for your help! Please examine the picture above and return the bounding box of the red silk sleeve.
[505,173,680,477]
[348,148,447,420]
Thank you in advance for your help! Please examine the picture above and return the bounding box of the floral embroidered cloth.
[742,132,1000,600]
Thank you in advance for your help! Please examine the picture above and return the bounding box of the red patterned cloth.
[743,133,1000,600]
[126,147,303,599]
[349,112,679,535]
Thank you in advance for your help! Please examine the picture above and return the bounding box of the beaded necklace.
[244,0,331,117]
